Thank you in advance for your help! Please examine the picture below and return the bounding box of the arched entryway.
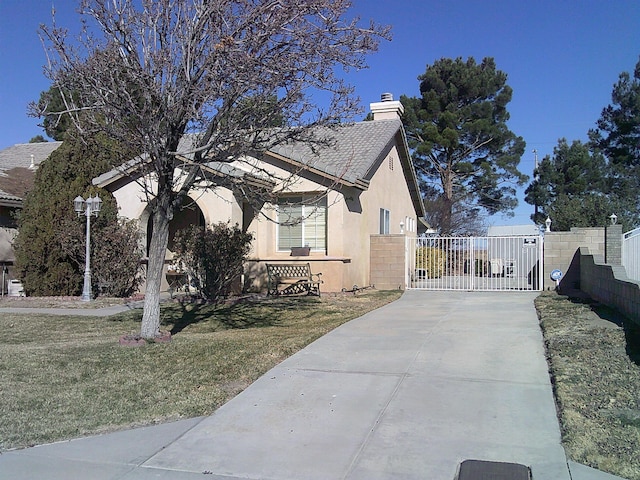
[140,197,205,294]
[144,198,205,258]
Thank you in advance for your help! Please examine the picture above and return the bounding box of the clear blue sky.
[1,0,639,225]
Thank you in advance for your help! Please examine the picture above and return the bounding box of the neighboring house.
[94,95,425,293]
[0,141,63,294]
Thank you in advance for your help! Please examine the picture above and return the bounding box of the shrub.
[92,219,145,297]
[415,246,446,278]
[173,222,253,302]
[13,134,130,296]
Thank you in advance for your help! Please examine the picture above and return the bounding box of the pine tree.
[401,57,527,234]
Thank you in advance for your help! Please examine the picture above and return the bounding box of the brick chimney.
[369,93,404,120]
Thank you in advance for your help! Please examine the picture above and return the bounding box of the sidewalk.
[0,291,628,479]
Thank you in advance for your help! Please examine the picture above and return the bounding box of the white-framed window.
[277,195,327,251]
[379,208,390,234]
[405,216,415,233]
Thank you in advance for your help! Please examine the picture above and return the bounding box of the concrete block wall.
[580,247,640,324]
[370,234,406,291]
[605,224,623,265]
[543,227,604,291]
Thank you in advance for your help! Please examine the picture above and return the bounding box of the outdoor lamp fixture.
[545,217,552,232]
[74,195,102,301]
[400,221,405,234]
[610,213,618,225]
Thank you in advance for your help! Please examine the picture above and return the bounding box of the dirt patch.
[0,295,140,309]
[536,291,640,480]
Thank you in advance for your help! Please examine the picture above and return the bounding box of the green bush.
[173,222,253,302]
[92,219,145,297]
[415,246,445,279]
[13,133,134,296]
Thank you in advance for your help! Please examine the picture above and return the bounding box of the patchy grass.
[0,290,401,451]
[0,295,136,309]
[536,291,640,480]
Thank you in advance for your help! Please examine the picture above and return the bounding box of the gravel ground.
[536,291,640,480]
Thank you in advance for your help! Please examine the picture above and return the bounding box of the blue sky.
[1,0,639,226]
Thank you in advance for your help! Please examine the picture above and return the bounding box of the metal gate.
[406,235,543,291]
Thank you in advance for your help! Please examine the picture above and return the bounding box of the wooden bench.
[266,263,322,297]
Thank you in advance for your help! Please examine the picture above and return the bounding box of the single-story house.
[94,95,426,293]
[0,141,63,294]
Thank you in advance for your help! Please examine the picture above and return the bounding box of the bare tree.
[34,0,389,338]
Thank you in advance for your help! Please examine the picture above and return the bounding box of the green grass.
[0,290,401,451]
[536,291,640,480]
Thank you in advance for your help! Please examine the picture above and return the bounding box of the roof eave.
[395,128,426,218]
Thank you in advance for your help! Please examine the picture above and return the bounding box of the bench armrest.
[311,272,323,283]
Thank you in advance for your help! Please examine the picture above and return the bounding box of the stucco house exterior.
[94,95,425,293]
[0,141,63,294]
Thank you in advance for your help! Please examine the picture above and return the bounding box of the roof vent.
[29,154,36,170]
[381,92,394,102]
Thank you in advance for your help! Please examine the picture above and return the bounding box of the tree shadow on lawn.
[164,296,323,335]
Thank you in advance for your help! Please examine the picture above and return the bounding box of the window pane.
[380,208,390,234]
[304,198,326,250]
[277,195,326,251]
[278,199,303,250]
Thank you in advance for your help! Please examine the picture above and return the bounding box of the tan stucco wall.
[107,141,420,294]
[351,145,418,289]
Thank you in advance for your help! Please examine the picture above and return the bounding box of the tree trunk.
[441,168,455,235]
[140,198,172,339]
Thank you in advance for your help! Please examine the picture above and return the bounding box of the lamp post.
[74,195,102,301]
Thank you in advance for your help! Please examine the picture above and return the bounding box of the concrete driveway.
[0,290,626,479]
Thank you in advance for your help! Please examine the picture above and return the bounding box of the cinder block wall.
[580,247,640,324]
[370,234,406,291]
[605,224,623,264]
[543,227,604,291]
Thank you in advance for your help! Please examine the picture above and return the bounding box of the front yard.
[0,290,401,451]
[3,288,639,480]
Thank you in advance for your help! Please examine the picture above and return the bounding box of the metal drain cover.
[457,459,531,480]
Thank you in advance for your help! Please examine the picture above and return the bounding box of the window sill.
[248,256,351,264]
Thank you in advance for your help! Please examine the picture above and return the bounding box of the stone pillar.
[370,234,406,290]
[605,224,622,265]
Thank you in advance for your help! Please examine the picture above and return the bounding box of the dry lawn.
[0,290,401,451]
[536,291,640,480]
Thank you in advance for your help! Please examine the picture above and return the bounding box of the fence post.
[605,224,623,265]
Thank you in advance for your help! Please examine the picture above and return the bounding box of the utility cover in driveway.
[457,459,531,479]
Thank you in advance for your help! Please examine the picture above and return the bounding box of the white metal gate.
[623,227,640,282]
[406,235,543,291]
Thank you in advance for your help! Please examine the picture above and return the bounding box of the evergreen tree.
[524,139,628,231]
[13,132,141,296]
[401,57,527,234]
[589,57,640,228]
[34,85,74,141]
